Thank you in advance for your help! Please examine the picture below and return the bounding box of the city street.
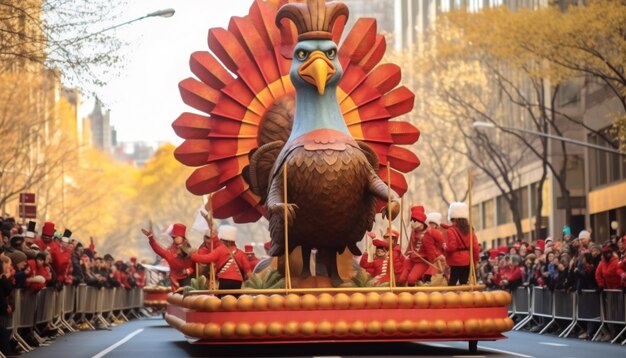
[21,317,625,358]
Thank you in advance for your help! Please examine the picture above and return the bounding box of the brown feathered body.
[267,144,376,255]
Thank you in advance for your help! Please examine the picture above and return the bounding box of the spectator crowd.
[0,216,146,356]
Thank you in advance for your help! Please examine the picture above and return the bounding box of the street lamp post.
[472,121,625,156]
[71,8,175,43]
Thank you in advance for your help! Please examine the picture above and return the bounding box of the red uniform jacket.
[359,254,389,284]
[595,256,621,289]
[407,228,441,264]
[33,238,59,252]
[391,244,405,276]
[197,235,222,255]
[445,225,480,266]
[248,255,260,270]
[191,245,251,282]
[149,238,195,290]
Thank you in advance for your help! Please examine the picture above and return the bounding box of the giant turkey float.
[166,0,512,353]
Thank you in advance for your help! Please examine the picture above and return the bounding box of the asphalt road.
[21,317,625,358]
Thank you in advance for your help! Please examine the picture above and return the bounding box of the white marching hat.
[426,212,442,226]
[448,202,469,221]
[218,225,237,242]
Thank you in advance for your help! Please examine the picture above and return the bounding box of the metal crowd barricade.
[61,285,77,331]
[599,289,625,344]
[113,287,129,322]
[515,286,552,331]
[34,288,54,326]
[8,289,32,353]
[576,289,603,339]
[540,289,576,336]
[100,287,115,323]
[12,289,37,352]
[511,286,531,329]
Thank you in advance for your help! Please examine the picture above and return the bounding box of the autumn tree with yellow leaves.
[407,0,625,240]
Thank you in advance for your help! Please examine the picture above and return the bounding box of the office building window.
[497,194,513,225]
[588,129,625,190]
[472,204,482,230]
[518,186,530,219]
[483,199,495,228]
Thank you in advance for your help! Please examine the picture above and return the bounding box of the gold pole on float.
[399,197,404,250]
[207,194,217,290]
[386,162,395,288]
[468,169,477,286]
[283,165,292,292]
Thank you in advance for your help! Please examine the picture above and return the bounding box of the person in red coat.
[244,245,260,271]
[26,252,52,292]
[191,225,251,291]
[595,245,621,290]
[493,255,523,291]
[360,238,391,285]
[425,211,447,279]
[195,228,222,285]
[399,206,443,286]
[143,223,195,292]
[382,228,405,281]
[51,233,74,286]
[445,202,480,285]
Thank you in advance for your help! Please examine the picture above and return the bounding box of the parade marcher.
[191,225,251,291]
[425,211,447,279]
[445,202,479,286]
[196,225,222,278]
[359,238,391,285]
[399,206,443,286]
[244,245,260,271]
[143,223,195,292]
[381,228,405,283]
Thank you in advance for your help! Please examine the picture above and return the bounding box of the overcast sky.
[81,0,251,145]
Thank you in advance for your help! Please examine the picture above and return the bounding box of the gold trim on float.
[184,284,486,296]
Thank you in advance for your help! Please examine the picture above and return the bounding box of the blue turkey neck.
[288,85,349,142]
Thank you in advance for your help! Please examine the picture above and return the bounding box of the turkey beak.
[298,51,336,96]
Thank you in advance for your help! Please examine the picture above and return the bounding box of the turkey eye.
[326,48,336,59]
[296,49,308,60]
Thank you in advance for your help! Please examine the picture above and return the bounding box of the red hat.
[489,248,499,260]
[410,205,427,223]
[601,245,613,253]
[535,240,545,253]
[383,228,399,239]
[372,238,389,249]
[130,257,137,263]
[513,243,521,250]
[244,244,254,253]
[497,246,508,255]
[170,223,186,238]
[42,221,55,236]
[264,241,271,250]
